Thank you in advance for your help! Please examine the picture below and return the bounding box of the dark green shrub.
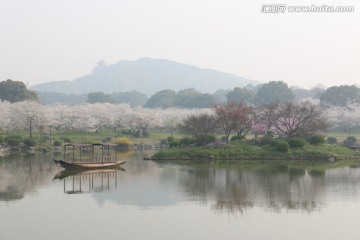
[230,135,240,141]
[53,140,62,146]
[287,138,305,148]
[23,138,37,147]
[0,135,4,144]
[142,132,149,137]
[169,140,180,147]
[326,137,337,145]
[63,137,72,143]
[5,135,23,146]
[167,136,175,142]
[180,137,195,146]
[276,141,289,152]
[343,136,357,147]
[198,135,216,145]
[309,135,325,145]
[270,140,279,147]
[160,139,167,145]
[260,136,274,145]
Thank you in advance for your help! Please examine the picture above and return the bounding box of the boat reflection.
[53,167,125,194]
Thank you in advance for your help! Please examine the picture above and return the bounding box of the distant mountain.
[31,58,259,96]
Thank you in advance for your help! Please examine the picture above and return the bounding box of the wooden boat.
[53,143,126,170]
[53,159,126,170]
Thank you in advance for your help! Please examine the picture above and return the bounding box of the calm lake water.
[1,151,360,240]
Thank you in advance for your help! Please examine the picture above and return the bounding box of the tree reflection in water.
[2,153,360,215]
[176,162,360,214]
[0,153,55,202]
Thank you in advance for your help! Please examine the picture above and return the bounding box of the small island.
[151,100,360,163]
[152,136,360,161]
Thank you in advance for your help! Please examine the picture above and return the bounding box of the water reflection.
[1,152,360,215]
[175,162,360,214]
[53,168,125,194]
[0,153,55,202]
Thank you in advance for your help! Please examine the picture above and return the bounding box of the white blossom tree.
[0,101,11,132]
[8,101,48,138]
[1,101,220,139]
[324,104,360,132]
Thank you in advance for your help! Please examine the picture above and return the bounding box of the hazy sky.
[0,0,359,89]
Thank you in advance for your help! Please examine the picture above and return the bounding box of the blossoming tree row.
[0,101,212,137]
[0,100,358,139]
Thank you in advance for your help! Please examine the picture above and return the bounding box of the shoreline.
[150,142,360,162]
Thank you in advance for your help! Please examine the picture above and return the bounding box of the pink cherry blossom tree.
[260,101,329,138]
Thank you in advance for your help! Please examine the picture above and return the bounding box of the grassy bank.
[152,141,360,161]
[1,128,360,157]
[0,129,181,147]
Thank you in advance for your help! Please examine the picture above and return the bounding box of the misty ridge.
[31,57,258,96]
[30,57,325,106]
[30,57,257,106]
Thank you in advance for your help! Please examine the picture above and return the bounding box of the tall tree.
[226,87,255,104]
[253,81,294,106]
[214,102,255,142]
[9,101,47,138]
[212,89,230,104]
[87,92,113,103]
[233,103,256,140]
[194,94,217,108]
[180,113,218,145]
[145,89,176,108]
[0,79,38,103]
[292,84,325,100]
[111,91,147,106]
[174,88,202,108]
[261,101,329,138]
[214,102,238,143]
[320,85,360,107]
[173,88,217,108]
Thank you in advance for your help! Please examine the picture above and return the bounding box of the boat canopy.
[63,143,119,163]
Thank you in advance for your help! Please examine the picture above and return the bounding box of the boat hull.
[53,159,126,170]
